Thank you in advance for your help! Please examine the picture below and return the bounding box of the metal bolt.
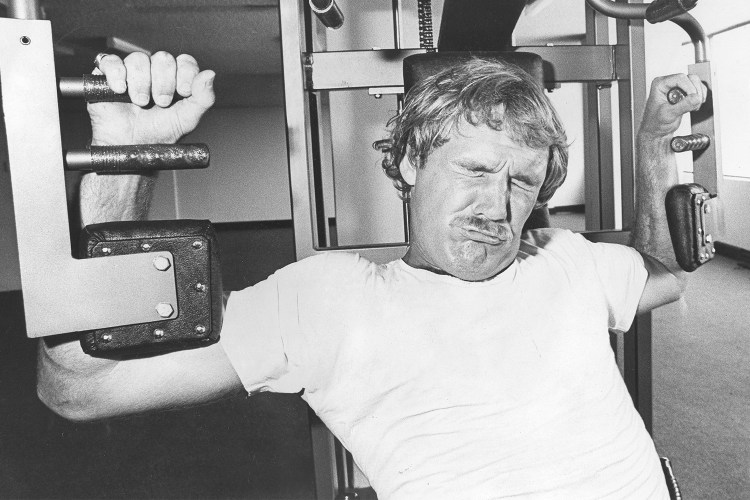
[101,334,112,343]
[153,256,171,271]
[195,325,207,334]
[195,283,207,292]
[153,329,165,338]
[192,240,203,249]
[101,247,112,255]
[156,302,174,318]
[141,243,152,252]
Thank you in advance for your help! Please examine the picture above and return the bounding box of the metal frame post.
[0,18,179,338]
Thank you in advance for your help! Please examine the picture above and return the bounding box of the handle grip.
[65,144,210,172]
[59,75,187,104]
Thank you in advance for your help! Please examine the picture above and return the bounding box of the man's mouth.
[459,225,509,245]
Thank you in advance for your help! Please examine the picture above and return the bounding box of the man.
[38,51,705,498]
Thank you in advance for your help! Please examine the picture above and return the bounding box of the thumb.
[188,70,216,112]
[173,70,215,135]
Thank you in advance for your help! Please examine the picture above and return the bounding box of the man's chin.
[447,243,515,281]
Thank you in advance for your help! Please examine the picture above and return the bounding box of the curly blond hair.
[374,57,568,208]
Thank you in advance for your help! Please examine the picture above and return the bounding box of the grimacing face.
[400,118,548,281]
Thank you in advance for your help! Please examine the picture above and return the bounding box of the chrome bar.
[7,0,41,20]
[585,0,647,19]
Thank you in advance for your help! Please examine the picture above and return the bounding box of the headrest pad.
[402,51,544,95]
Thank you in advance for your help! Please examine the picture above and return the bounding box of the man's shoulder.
[520,227,583,252]
[276,251,381,284]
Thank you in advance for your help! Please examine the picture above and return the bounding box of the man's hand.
[639,73,706,142]
[90,51,215,146]
[80,51,215,224]
[632,73,707,314]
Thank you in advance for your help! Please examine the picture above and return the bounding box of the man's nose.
[475,174,508,221]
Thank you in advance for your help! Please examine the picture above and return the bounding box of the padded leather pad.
[79,219,223,358]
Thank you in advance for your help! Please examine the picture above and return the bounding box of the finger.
[124,52,152,107]
[174,70,216,133]
[150,51,177,108]
[176,54,200,97]
[97,54,127,94]
[187,70,216,112]
[657,74,700,115]
[687,74,708,105]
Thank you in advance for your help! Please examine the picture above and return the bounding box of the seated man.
[38,51,705,499]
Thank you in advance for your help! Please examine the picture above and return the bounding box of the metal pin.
[195,283,207,292]
[141,243,152,252]
[195,325,207,334]
[154,329,165,338]
[192,241,203,249]
[101,247,112,255]
[101,334,112,342]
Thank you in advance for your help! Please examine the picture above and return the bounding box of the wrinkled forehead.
[450,115,549,166]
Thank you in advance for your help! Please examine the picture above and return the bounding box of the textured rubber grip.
[82,74,132,103]
[646,0,697,24]
[66,144,210,172]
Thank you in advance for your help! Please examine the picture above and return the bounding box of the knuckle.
[177,53,198,66]
[152,51,176,66]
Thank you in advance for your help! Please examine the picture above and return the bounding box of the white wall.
[151,107,292,222]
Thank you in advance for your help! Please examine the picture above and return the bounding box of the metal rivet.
[153,329,165,338]
[101,247,112,255]
[704,204,712,214]
[101,334,112,343]
[192,240,203,249]
[195,325,207,334]
[706,234,713,243]
[20,36,31,45]
[156,302,174,318]
[195,283,207,292]
[141,243,152,252]
[153,256,171,271]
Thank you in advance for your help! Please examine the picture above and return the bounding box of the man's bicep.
[636,252,685,315]
[98,342,243,418]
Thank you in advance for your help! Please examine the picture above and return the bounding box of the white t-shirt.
[220,229,668,499]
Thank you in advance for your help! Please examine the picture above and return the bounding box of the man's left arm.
[631,73,707,314]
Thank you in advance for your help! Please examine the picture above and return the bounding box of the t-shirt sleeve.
[524,229,648,333]
[578,235,648,333]
[218,252,365,395]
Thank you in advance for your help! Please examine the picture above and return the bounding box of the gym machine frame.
[280,0,720,497]
[0,17,183,338]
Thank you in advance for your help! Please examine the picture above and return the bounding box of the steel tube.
[585,0,647,19]
[7,0,41,20]
[671,12,708,62]
[309,0,344,29]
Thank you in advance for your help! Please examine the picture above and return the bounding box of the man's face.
[401,119,548,281]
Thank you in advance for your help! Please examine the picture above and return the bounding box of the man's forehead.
[449,119,547,164]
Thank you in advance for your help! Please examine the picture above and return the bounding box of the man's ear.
[399,150,417,187]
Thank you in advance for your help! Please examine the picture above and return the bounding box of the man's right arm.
[37,52,244,421]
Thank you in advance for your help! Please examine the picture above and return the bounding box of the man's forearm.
[630,133,682,274]
[79,172,156,225]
